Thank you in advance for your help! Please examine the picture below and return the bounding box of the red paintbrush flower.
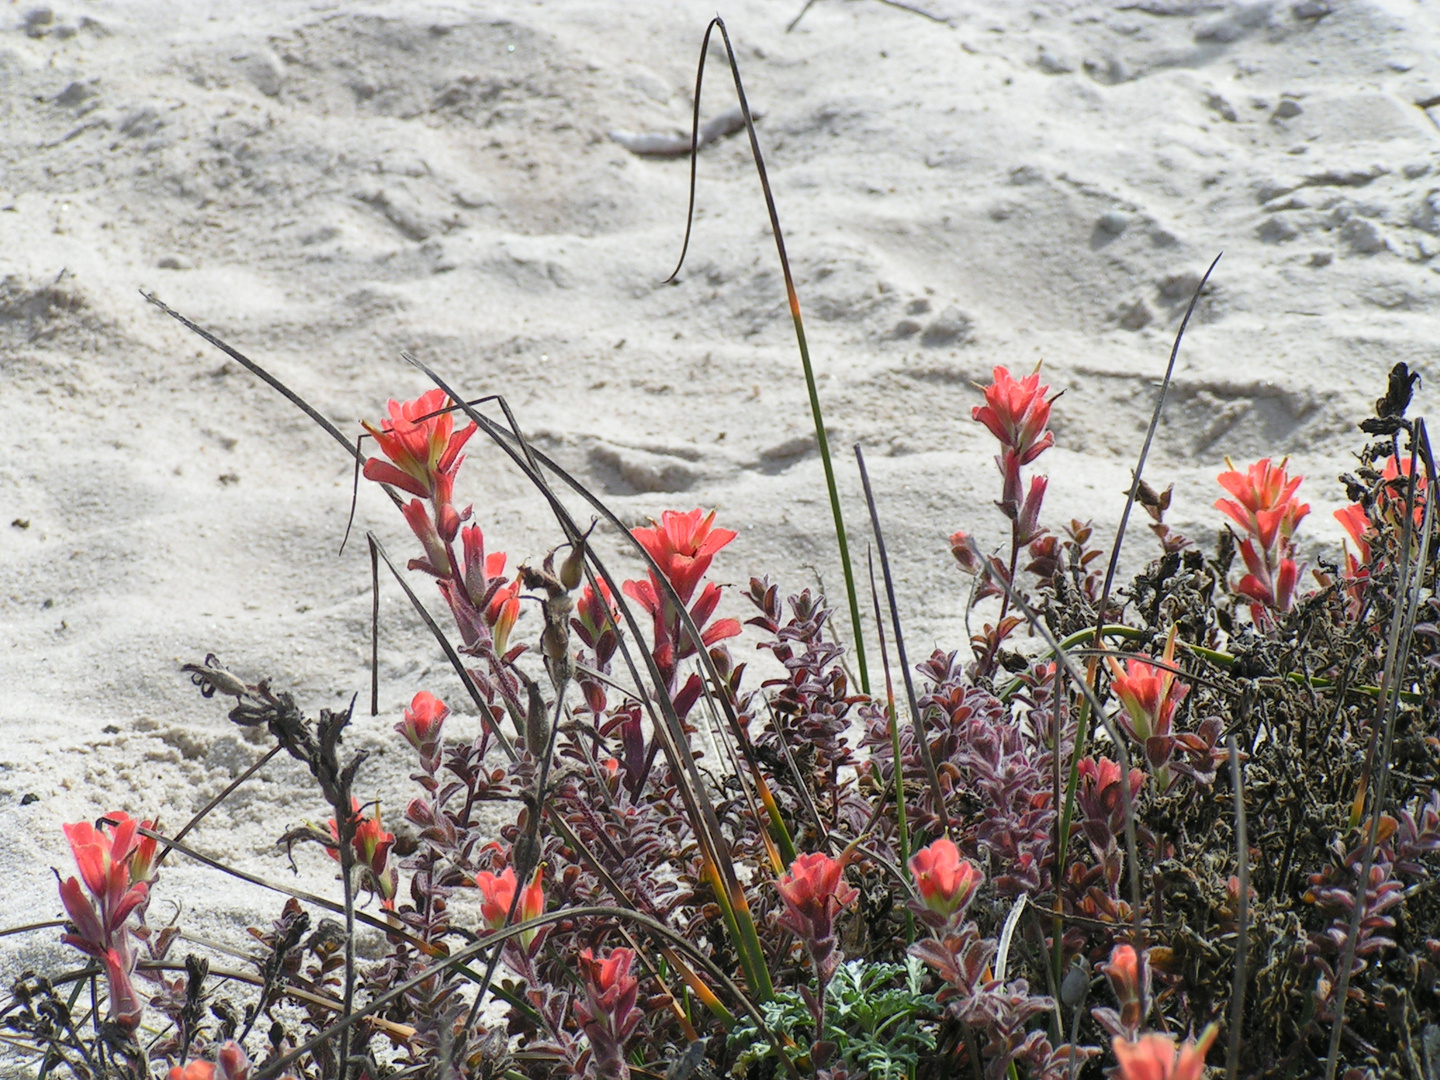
[908,837,982,919]
[396,690,449,775]
[327,799,397,907]
[1106,626,1187,788]
[1100,943,1147,1037]
[1215,458,1309,618]
[1215,457,1308,552]
[166,1041,254,1080]
[475,864,545,949]
[361,389,475,502]
[1112,1025,1218,1080]
[776,850,859,944]
[973,365,1055,466]
[1106,627,1186,744]
[59,813,156,1030]
[575,947,642,1079]
[629,508,736,606]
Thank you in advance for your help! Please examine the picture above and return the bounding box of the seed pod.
[523,678,548,756]
[560,539,586,591]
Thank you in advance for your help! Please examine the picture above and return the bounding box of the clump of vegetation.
[5,18,1438,1080]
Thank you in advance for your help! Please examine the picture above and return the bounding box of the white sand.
[2,0,1438,1055]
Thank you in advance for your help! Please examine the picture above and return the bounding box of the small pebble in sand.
[1036,49,1073,75]
[1098,210,1130,236]
[1273,99,1303,120]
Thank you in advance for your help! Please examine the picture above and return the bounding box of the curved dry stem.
[1093,253,1221,632]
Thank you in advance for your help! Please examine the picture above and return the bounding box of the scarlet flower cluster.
[166,1041,253,1080]
[1111,1024,1218,1080]
[976,364,1054,548]
[1106,626,1187,791]
[952,365,1058,673]
[776,848,858,985]
[59,812,156,1030]
[395,689,449,776]
[908,837,982,922]
[475,861,547,953]
[574,947,642,1080]
[1215,456,1309,622]
[623,508,741,711]
[326,798,397,910]
[362,393,522,663]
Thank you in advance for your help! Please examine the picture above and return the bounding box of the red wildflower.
[576,948,642,1080]
[61,816,153,937]
[1215,457,1309,551]
[777,847,860,984]
[166,1041,252,1080]
[1334,502,1372,565]
[361,389,475,502]
[908,838,983,918]
[576,946,640,1027]
[972,364,1055,466]
[59,814,155,1030]
[629,508,736,606]
[1076,756,1146,850]
[1100,943,1146,1036]
[475,864,545,950]
[1111,1024,1218,1080]
[1106,627,1186,743]
[485,574,522,655]
[396,690,448,775]
[624,509,740,696]
[777,850,858,943]
[1214,457,1310,619]
[327,799,396,907]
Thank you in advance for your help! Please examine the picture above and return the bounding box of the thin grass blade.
[666,18,870,694]
[854,444,949,835]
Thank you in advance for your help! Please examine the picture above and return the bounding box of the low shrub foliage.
[11,354,1440,1080]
